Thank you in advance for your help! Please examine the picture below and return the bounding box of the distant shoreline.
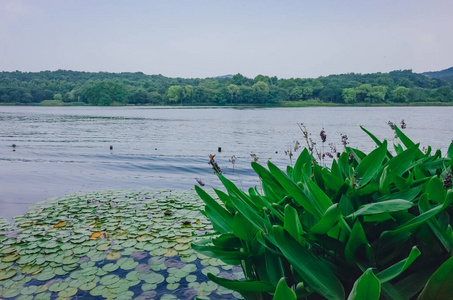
[1,101,453,107]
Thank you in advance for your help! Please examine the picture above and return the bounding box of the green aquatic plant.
[194,126,453,299]
[0,189,243,299]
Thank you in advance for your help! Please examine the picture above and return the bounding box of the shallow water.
[1,106,452,219]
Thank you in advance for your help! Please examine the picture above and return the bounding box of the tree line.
[0,69,452,106]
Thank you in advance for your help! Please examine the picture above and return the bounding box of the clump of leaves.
[194,126,453,299]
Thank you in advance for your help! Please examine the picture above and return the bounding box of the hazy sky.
[1,0,452,78]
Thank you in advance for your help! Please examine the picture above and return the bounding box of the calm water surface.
[1,106,452,220]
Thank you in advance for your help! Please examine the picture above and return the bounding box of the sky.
[0,0,452,79]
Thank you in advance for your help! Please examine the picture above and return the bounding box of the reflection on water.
[1,106,452,220]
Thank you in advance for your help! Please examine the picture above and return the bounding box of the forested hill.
[0,69,452,106]
[423,67,453,78]
[423,67,453,86]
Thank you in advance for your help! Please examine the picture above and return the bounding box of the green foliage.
[0,69,451,106]
[167,85,182,103]
[194,128,453,299]
[81,80,128,105]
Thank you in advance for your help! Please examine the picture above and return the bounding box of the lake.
[1,106,452,220]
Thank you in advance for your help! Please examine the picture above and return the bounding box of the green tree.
[128,88,149,105]
[355,84,373,102]
[53,93,63,101]
[302,85,314,99]
[167,85,182,103]
[182,85,194,104]
[342,88,357,103]
[252,81,270,104]
[392,86,410,103]
[81,80,128,105]
[369,85,387,103]
[147,91,163,105]
[254,74,270,85]
[290,87,303,101]
[227,84,240,104]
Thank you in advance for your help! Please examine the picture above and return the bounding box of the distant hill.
[422,66,453,78]
[215,74,234,79]
[422,66,453,85]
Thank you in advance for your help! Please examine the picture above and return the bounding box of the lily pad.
[142,272,165,284]
[0,268,17,280]
[100,274,120,286]
[102,263,119,272]
[49,282,69,292]
[58,287,78,298]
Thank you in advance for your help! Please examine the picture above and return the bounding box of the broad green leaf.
[361,126,384,147]
[426,176,446,204]
[361,126,393,159]
[355,140,388,186]
[310,204,341,235]
[376,246,420,283]
[218,174,270,232]
[251,162,287,199]
[378,186,422,202]
[212,234,242,249]
[192,239,249,265]
[394,143,404,155]
[379,166,391,195]
[345,221,372,264]
[267,161,320,217]
[195,186,233,233]
[383,204,444,237]
[271,226,345,300]
[207,273,274,293]
[299,174,333,214]
[265,250,285,287]
[321,171,344,194]
[338,152,352,180]
[347,147,367,164]
[394,126,424,159]
[214,189,236,213]
[233,212,258,241]
[274,278,297,300]
[331,159,342,179]
[347,268,380,300]
[447,142,453,159]
[347,200,414,219]
[418,256,453,299]
[205,206,231,234]
[293,148,313,182]
[392,173,410,191]
[284,205,304,242]
[384,144,419,176]
[419,194,453,251]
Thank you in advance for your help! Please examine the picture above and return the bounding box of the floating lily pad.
[34,292,51,300]
[34,270,55,281]
[142,272,165,284]
[106,251,121,260]
[0,268,17,280]
[100,274,120,286]
[102,263,119,272]
[117,257,138,270]
[49,282,69,292]
[79,279,98,291]
[58,287,78,298]
[2,253,20,263]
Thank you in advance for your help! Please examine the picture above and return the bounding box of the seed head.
[444,172,452,189]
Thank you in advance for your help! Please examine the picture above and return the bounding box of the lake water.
[1,106,452,220]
